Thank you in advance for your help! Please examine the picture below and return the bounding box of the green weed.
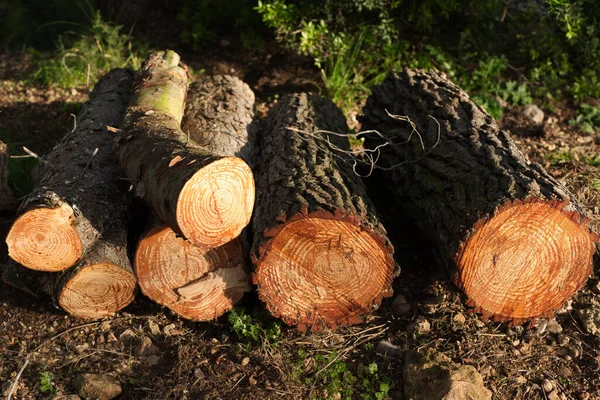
[32,9,146,88]
[39,371,55,395]
[0,131,37,198]
[570,104,600,133]
[227,307,282,343]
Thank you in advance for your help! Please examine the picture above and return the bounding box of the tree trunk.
[117,52,254,248]
[133,75,256,320]
[3,237,136,319]
[252,94,396,331]
[134,222,250,321]
[181,74,255,163]
[6,69,134,272]
[0,141,17,211]
[361,69,597,324]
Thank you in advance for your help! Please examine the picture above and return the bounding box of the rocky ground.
[1,50,600,400]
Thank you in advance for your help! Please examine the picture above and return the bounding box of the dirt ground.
[1,48,600,400]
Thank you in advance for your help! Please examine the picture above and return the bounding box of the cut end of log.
[7,204,83,272]
[254,214,395,330]
[59,263,137,319]
[135,225,250,321]
[176,156,254,247]
[457,200,595,322]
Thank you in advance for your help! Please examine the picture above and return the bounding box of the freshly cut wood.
[135,223,250,320]
[252,94,396,331]
[361,69,597,324]
[117,52,254,248]
[181,74,255,162]
[134,75,256,320]
[6,69,134,272]
[3,239,136,319]
[0,141,17,211]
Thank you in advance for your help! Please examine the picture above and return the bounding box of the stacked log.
[361,69,597,324]
[3,69,137,319]
[252,94,396,331]
[134,74,255,320]
[117,51,255,248]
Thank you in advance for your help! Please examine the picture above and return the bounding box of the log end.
[135,225,250,321]
[254,213,395,331]
[457,199,595,324]
[7,205,83,272]
[59,263,137,320]
[177,156,254,247]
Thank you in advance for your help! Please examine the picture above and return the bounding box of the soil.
[1,48,600,400]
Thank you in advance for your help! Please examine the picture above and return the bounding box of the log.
[134,74,255,321]
[252,94,396,331]
[361,69,597,324]
[3,238,136,319]
[6,69,134,272]
[134,222,250,320]
[0,141,17,211]
[117,52,255,248]
[181,74,255,162]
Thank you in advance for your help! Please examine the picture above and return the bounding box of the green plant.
[40,371,55,395]
[227,307,282,343]
[570,104,600,133]
[0,131,38,197]
[32,8,146,88]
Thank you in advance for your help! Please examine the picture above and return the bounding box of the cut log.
[117,52,255,248]
[3,239,136,319]
[134,223,250,320]
[252,94,396,331]
[6,69,134,272]
[361,69,597,324]
[0,141,17,211]
[181,74,255,162]
[134,75,256,320]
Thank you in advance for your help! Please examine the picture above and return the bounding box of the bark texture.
[117,52,254,247]
[181,75,255,163]
[252,93,396,331]
[361,69,596,323]
[0,141,17,211]
[6,69,134,272]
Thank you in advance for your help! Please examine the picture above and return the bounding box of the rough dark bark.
[361,69,596,323]
[252,93,396,331]
[133,74,256,321]
[0,141,17,211]
[3,237,136,319]
[117,52,254,248]
[181,75,255,163]
[6,69,134,272]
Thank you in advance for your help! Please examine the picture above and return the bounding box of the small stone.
[516,375,527,384]
[523,104,545,126]
[106,332,118,343]
[567,346,580,359]
[546,319,563,334]
[409,316,431,335]
[97,334,105,344]
[135,336,159,357]
[146,355,160,366]
[241,357,250,366]
[577,307,600,336]
[548,391,561,400]
[119,329,136,342]
[541,379,554,392]
[392,294,411,316]
[72,374,121,400]
[375,340,403,358]
[147,320,161,336]
[163,323,179,336]
[99,321,111,332]
[453,313,466,325]
[475,319,486,328]
[557,334,570,346]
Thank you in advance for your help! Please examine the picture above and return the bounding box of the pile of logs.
[1,50,597,329]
